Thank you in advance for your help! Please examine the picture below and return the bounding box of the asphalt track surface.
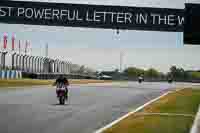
[0,82,198,133]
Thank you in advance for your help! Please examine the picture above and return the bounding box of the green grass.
[0,79,54,87]
[105,115,193,133]
[140,89,200,114]
[104,88,200,133]
[0,79,112,88]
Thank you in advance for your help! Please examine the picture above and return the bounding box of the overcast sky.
[0,0,200,72]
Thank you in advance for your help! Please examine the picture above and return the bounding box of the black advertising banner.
[184,4,200,44]
[0,1,184,32]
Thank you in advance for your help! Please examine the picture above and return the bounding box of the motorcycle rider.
[138,75,144,83]
[167,76,173,83]
[55,75,69,99]
[63,77,69,100]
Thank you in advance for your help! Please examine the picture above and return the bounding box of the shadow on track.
[51,103,70,106]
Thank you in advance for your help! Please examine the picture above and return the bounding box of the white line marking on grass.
[95,89,184,133]
[135,113,195,117]
[190,106,200,133]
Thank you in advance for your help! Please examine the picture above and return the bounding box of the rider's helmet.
[138,75,143,79]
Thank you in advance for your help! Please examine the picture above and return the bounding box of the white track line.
[95,89,183,133]
[190,106,200,133]
[135,113,195,117]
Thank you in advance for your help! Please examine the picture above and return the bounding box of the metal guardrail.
[0,70,22,79]
[21,72,97,79]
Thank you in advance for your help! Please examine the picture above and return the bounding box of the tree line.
[100,66,200,82]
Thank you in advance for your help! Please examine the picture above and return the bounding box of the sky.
[0,0,200,73]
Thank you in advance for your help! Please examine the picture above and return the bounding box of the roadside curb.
[94,88,184,133]
[190,106,200,133]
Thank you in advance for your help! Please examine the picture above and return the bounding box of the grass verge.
[0,79,112,88]
[0,79,54,87]
[104,88,200,133]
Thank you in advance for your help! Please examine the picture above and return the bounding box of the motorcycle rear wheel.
[59,96,65,105]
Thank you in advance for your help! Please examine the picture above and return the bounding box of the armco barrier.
[0,70,22,79]
[16,71,19,79]
[1,71,5,79]
[1,71,96,80]
[18,71,22,79]
[6,71,10,79]
[11,70,15,79]
[21,72,97,80]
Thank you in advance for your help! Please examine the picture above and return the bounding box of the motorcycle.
[138,76,143,83]
[56,87,67,105]
[168,79,173,83]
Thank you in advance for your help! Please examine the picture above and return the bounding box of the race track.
[0,82,197,133]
